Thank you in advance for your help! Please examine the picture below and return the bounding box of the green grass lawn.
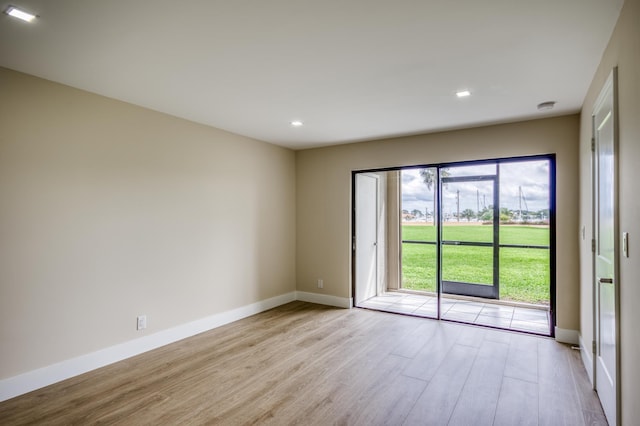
[401,225,550,305]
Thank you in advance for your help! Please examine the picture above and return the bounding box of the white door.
[593,69,618,426]
[355,174,378,305]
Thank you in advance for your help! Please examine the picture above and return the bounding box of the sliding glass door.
[353,155,554,335]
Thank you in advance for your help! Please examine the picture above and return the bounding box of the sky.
[401,160,550,217]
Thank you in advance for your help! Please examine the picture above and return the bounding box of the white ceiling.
[0,0,623,149]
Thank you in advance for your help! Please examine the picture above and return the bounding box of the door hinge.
[591,138,595,152]
[592,340,597,354]
[592,239,596,252]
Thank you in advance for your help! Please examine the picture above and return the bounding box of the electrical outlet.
[317,279,323,289]
[137,315,147,330]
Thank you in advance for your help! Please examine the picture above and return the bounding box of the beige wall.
[0,68,296,379]
[579,0,640,423]
[296,115,580,330]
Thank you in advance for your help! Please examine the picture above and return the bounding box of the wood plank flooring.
[0,301,606,425]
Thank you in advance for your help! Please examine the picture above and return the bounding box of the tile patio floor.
[358,292,551,335]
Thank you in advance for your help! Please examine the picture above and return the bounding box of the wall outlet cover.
[137,315,147,330]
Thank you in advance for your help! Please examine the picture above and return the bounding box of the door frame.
[351,154,556,336]
[591,67,620,426]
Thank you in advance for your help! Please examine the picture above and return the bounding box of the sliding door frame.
[351,153,556,336]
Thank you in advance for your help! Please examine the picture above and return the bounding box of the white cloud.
[401,160,550,214]
[401,169,435,214]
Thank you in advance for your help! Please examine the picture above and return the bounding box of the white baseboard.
[0,291,296,403]
[579,334,594,386]
[555,327,579,345]
[295,291,352,308]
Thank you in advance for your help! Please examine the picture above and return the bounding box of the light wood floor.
[0,302,606,425]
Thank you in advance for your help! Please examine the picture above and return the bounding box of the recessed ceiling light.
[537,101,556,111]
[4,6,37,22]
[290,120,303,127]
[456,90,471,98]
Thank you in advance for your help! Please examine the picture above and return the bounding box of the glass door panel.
[400,168,438,318]
[498,160,551,305]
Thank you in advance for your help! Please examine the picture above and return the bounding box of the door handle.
[599,277,613,284]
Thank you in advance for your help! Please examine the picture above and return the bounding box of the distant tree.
[536,209,549,219]
[419,168,450,190]
[460,209,476,221]
[478,207,513,222]
[480,206,493,221]
[411,209,423,218]
[402,209,409,215]
[500,207,513,222]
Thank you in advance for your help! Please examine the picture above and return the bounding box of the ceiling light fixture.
[4,5,37,22]
[537,101,556,111]
[456,90,471,98]
[290,120,303,127]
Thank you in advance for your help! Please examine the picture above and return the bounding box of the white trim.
[295,291,352,309]
[0,291,296,402]
[579,334,594,386]
[555,327,579,345]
